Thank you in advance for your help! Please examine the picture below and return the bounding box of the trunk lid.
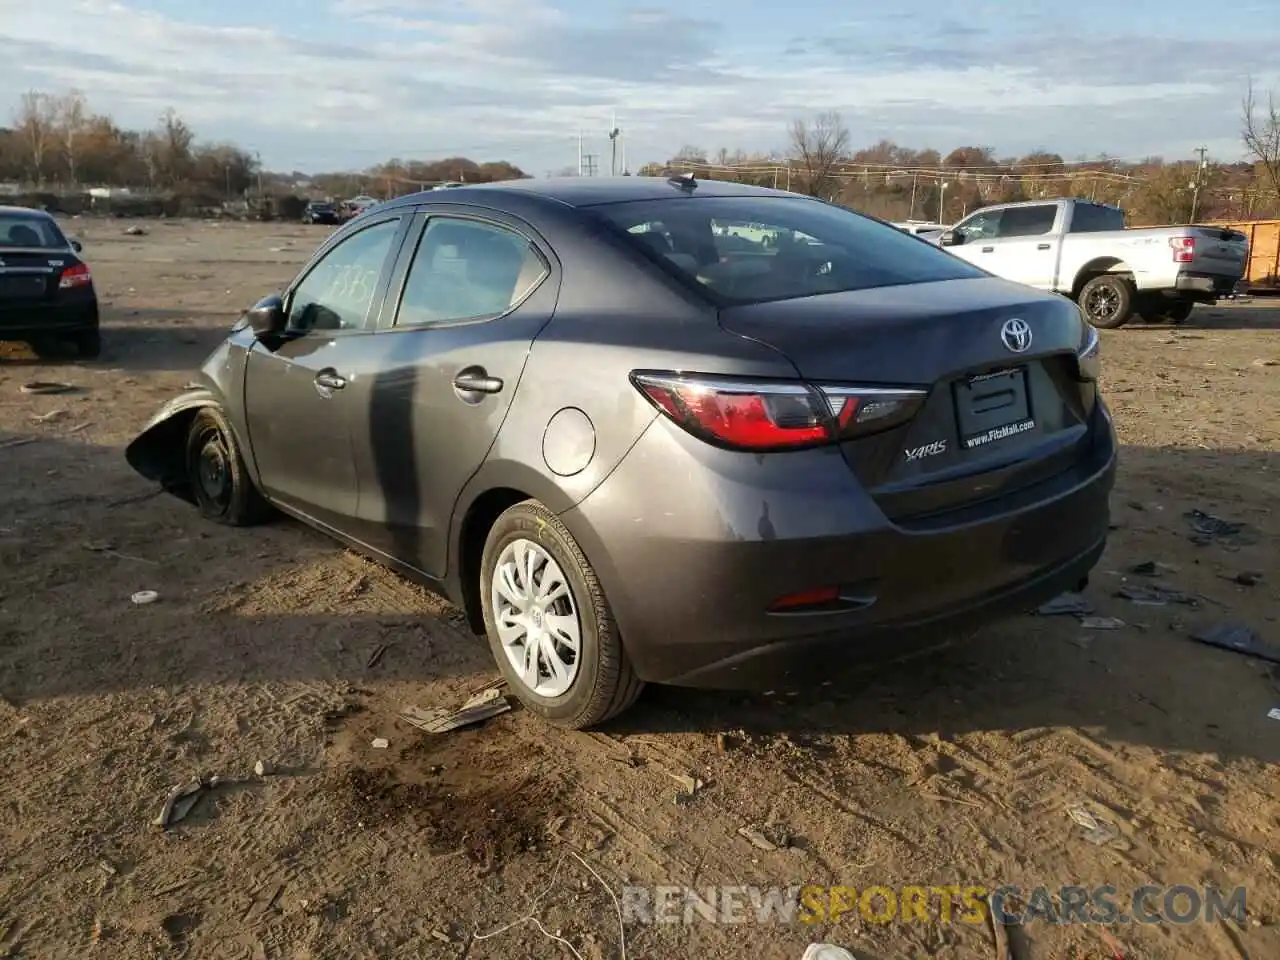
[718,276,1097,523]
[0,249,66,304]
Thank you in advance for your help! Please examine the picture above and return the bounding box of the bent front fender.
[124,387,222,502]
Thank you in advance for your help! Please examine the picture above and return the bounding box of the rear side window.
[595,196,986,306]
[0,214,65,249]
[395,217,548,327]
[998,204,1057,237]
[1068,203,1125,233]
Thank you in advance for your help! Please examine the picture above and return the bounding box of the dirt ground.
[1,218,1278,960]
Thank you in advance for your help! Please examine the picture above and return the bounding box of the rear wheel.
[480,499,643,728]
[184,406,274,526]
[1078,274,1135,329]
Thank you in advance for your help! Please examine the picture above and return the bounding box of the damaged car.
[126,176,1116,728]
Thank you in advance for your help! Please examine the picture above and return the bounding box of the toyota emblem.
[1000,317,1032,353]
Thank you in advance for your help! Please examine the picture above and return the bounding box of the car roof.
[380,176,811,211]
[0,205,55,220]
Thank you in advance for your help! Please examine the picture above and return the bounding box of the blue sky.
[2,0,1278,174]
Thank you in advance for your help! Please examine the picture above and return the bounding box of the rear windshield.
[594,196,986,305]
[0,213,66,249]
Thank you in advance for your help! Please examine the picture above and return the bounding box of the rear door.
[242,213,409,530]
[340,206,560,576]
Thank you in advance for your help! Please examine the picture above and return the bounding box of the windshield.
[594,196,985,305]
[0,214,67,250]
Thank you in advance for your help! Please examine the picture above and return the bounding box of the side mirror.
[940,229,964,247]
[70,239,83,253]
[244,294,287,336]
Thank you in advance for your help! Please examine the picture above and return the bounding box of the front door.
[341,210,559,576]
[242,214,407,530]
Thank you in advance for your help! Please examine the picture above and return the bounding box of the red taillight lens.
[631,372,926,452]
[59,263,92,289]
[1170,236,1195,263]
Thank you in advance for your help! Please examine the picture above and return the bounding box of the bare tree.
[56,90,89,185]
[13,90,58,185]
[1242,78,1280,207]
[788,111,849,199]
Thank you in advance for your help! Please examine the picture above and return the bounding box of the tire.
[73,328,101,359]
[480,499,643,729]
[1078,274,1135,329]
[184,406,274,526]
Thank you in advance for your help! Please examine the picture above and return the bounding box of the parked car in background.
[339,196,379,221]
[125,176,1115,728]
[0,205,100,358]
[892,220,948,236]
[933,198,1248,327]
[302,201,340,225]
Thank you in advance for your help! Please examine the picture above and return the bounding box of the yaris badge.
[1000,317,1032,353]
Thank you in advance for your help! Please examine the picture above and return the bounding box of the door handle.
[452,369,504,395]
[313,369,347,396]
[981,246,994,253]
[1037,243,1052,250]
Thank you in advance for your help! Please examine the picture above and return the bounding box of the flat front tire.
[480,499,643,729]
[184,406,274,526]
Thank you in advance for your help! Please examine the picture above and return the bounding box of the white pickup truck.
[932,198,1248,328]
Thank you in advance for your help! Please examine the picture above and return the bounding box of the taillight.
[1170,236,1195,263]
[59,263,92,289]
[630,371,927,451]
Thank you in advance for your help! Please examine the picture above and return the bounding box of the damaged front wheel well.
[124,406,207,503]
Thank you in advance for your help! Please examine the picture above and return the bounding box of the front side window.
[957,210,1002,241]
[395,217,548,327]
[286,218,401,333]
[596,196,986,305]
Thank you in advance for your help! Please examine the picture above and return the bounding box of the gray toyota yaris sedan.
[127,175,1115,728]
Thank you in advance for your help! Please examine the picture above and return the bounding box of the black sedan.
[126,176,1114,728]
[0,206,99,358]
[302,201,340,225]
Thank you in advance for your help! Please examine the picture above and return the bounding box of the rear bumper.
[0,300,98,335]
[559,402,1117,688]
[1175,273,1240,298]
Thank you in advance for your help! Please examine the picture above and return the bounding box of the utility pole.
[583,154,598,177]
[577,130,584,177]
[1189,145,1208,223]
[608,112,621,176]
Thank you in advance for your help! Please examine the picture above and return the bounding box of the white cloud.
[1,0,1276,172]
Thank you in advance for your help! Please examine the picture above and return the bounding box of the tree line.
[4,84,1280,226]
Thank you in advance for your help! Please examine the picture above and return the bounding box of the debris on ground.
[124,225,148,236]
[153,775,232,829]
[1190,622,1280,665]
[371,738,389,749]
[738,826,778,851]
[1068,806,1119,846]
[1080,616,1125,630]
[19,381,76,395]
[1037,592,1094,616]
[130,590,159,605]
[1185,508,1255,546]
[365,643,388,668]
[1226,571,1262,587]
[30,409,69,424]
[84,541,157,565]
[401,687,512,734]
[1267,708,1280,721]
[253,760,272,777]
[1128,560,1177,577]
[1116,583,1197,607]
[0,436,38,450]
